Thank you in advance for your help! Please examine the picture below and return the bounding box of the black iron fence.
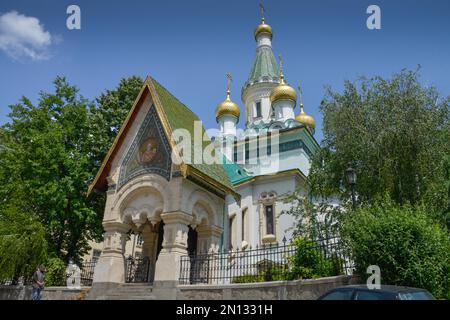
[125,256,152,283]
[1,260,97,287]
[79,260,96,286]
[179,237,354,285]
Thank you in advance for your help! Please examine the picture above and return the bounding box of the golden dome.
[270,73,297,104]
[254,19,273,40]
[296,104,315,129]
[216,89,240,120]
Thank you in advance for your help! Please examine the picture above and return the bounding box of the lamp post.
[345,166,357,210]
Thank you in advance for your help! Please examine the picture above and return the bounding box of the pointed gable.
[88,76,237,199]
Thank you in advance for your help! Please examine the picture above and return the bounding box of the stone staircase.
[96,283,156,300]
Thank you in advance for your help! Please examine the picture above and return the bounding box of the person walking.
[31,265,46,300]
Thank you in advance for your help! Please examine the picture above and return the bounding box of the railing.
[125,256,152,283]
[1,260,97,287]
[80,260,97,286]
[179,237,354,285]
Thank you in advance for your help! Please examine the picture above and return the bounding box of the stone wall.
[0,285,88,300]
[177,275,359,300]
[2,275,359,300]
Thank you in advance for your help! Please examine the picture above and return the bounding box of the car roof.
[332,285,429,293]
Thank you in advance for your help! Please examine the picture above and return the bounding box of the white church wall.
[242,83,277,124]
[224,173,307,251]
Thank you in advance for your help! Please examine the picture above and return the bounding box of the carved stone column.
[92,221,130,284]
[153,212,191,282]
[195,224,223,284]
[196,224,223,253]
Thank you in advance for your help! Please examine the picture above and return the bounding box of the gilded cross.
[298,85,304,106]
[278,54,283,72]
[226,73,233,91]
[260,2,266,22]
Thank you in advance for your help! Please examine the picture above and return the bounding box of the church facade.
[88,14,319,286]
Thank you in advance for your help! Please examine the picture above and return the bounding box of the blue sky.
[1,0,449,143]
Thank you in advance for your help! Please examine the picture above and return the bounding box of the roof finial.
[298,84,305,112]
[226,73,233,100]
[278,54,285,84]
[259,2,266,24]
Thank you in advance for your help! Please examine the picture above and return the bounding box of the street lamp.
[345,166,357,210]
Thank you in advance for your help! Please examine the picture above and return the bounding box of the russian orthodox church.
[88,12,318,287]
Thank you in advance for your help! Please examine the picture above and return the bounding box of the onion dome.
[216,75,240,120]
[296,103,315,130]
[270,71,297,104]
[254,18,273,40]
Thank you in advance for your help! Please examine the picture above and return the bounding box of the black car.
[318,285,435,300]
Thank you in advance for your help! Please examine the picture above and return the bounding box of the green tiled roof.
[248,46,279,83]
[150,77,235,190]
[222,155,252,185]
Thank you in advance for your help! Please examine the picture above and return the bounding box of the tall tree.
[88,76,144,168]
[0,75,144,265]
[0,77,102,262]
[309,69,450,226]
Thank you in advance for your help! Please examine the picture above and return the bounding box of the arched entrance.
[119,186,166,284]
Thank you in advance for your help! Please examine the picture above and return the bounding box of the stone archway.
[119,186,165,283]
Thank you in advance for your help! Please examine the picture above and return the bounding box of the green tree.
[0,203,47,282]
[0,75,144,271]
[0,77,102,262]
[341,197,450,299]
[88,76,144,167]
[310,69,450,226]
[282,189,343,241]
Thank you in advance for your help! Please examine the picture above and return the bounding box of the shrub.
[341,198,450,299]
[44,257,67,287]
[286,237,334,280]
[232,274,264,284]
[231,264,288,283]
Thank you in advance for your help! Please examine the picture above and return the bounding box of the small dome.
[254,20,273,40]
[270,73,297,104]
[216,90,240,120]
[296,104,315,130]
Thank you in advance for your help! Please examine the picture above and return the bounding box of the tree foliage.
[0,76,144,266]
[341,197,450,299]
[44,257,67,287]
[88,76,144,167]
[0,203,47,282]
[282,190,343,240]
[309,69,450,227]
[0,77,103,262]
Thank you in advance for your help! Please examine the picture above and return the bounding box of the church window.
[245,138,250,162]
[241,209,248,242]
[228,215,236,250]
[255,101,262,118]
[265,205,274,235]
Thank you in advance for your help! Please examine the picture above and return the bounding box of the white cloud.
[0,11,52,61]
